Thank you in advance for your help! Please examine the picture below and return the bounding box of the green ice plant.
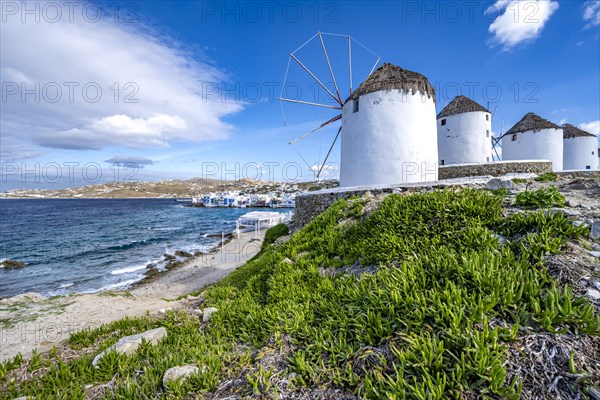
[2,188,598,400]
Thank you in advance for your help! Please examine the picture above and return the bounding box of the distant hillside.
[0,178,339,199]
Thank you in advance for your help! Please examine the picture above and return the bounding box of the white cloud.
[1,5,243,158]
[578,120,600,136]
[486,0,559,50]
[583,1,600,27]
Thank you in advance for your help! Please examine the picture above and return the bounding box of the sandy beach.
[0,230,265,362]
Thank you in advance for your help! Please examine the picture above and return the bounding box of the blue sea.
[0,199,259,298]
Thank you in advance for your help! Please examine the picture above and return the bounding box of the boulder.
[174,250,193,258]
[546,208,582,217]
[163,365,201,386]
[202,307,218,323]
[1,259,27,269]
[92,327,167,367]
[586,289,600,301]
[485,177,513,191]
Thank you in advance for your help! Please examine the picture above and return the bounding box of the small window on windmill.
[486,114,489,121]
[511,134,517,141]
[486,130,490,137]
[586,166,591,170]
[353,98,359,113]
[441,159,445,166]
[486,157,490,162]
[441,119,446,126]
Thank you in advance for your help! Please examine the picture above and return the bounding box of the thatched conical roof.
[502,112,560,137]
[562,124,596,139]
[346,63,436,103]
[436,95,489,119]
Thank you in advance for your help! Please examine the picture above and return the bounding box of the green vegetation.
[515,186,565,208]
[260,223,290,252]
[511,178,527,184]
[535,172,558,182]
[1,189,597,399]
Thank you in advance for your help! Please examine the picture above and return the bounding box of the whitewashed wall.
[563,136,598,170]
[340,89,438,187]
[437,111,492,165]
[501,128,563,172]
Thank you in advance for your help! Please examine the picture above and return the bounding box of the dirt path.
[0,230,265,362]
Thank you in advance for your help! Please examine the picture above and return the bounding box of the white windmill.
[279,32,380,182]
[280,33,439,187]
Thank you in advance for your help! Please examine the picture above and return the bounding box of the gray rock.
[492,233,507,244]
[593,282,600,291]
[546,208,582,217]
[202,307,218,323]
[12,397,35,400]
[586,289,600,300]
[589,251,600,258]
[163,365,200,386]
[92,327,167,367]
[573,221,590,228]
[591,222,600,240]
[485,177,513,191]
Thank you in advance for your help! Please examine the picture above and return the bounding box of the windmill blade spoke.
[278,98,341,110]
[288,114,341,144]
[291,32,319,54]
[368,57,381,77]
[348,35,353,95]
[290,53,343,107]
[318,32,342,104]
[317,125,342,179]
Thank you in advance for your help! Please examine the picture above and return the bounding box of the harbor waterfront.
[0,198,290,299]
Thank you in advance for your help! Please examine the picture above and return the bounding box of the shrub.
[535,172,558,182]
[261,223,290,251]
[515,186,565,209]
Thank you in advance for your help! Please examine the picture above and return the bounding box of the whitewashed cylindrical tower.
[501,112,563,171]
[562,124,598,170]
[436,95,492,165]
[340,63,438,187]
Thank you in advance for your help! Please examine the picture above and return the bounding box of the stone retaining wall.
[294,178,491,229]
[295,165,598,229]
[438,161,552,180]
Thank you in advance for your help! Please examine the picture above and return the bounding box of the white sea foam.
[111,263,148,275]
[93,277,143,293]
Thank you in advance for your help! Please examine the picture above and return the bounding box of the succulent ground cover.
[1,188,598,399]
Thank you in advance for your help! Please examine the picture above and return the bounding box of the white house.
[501,112,563,172]
[562,124,598,171]
[436,95,492,165]
[340,63,438,187]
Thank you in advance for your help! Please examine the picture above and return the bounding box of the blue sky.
[1,0,599,190]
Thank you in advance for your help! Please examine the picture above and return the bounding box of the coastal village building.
[436,95,492,165]
[501,112,563,172]
[340,63,438,187]
[562,124,598,171]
